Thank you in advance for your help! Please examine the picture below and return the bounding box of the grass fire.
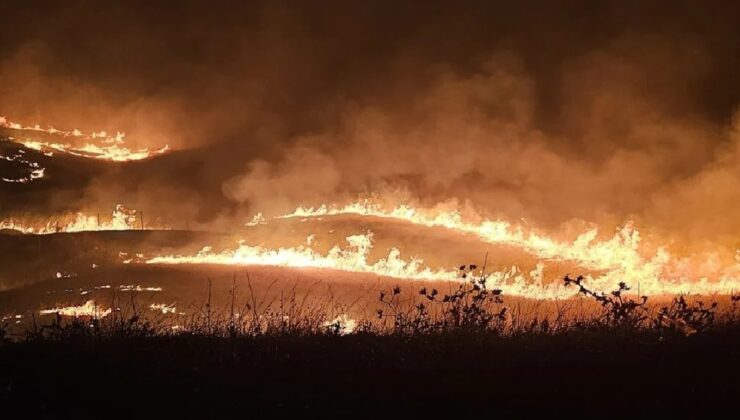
[1,1,740,417]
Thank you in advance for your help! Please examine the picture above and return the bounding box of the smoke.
[1,1,739,251]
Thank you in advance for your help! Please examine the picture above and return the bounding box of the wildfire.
[110,199,733,298]
[323,314,358,334]
[146,224,573,297]
[0,204,144,234]
[21,139,169,162]
[39,300,111,318]
[119,285,162,292]
[257,200,740,296]
[275,201,655,275]
[147,232,461,282]
[142,229,596,299]
[0,116,169,162]
[0,148,45,183]
[2,189,737,299]
[149,303,177,314]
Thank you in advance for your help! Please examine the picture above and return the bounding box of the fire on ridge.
[0,116,169,162]
[0,204,154,234]
[145,200,740,299]
[2,196,739,299]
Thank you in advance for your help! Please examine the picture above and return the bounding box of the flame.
[1,116,169,162]
[146,231,461,281]
[323,314,358,334]
[39,300,111,318]
[149,303,177,314]
[277,201,653,274]
[143,231,585,299]
[0,204,147,234]
[0,148,45,183]
[1,167,44,184]
[267,200,740,297]
[144,229,579,298]
[143,197,740,298]
[119,285,162,292]
[20,139,169,162]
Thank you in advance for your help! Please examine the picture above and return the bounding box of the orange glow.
[145,231,573,299]
[268,200,740,296]
[147,232,460,280]
[39,300,111,318]
[0,148,45,183]
[1,116,169,162]
[0,204,150,234]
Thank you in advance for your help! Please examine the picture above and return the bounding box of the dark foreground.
[1,328,739,418]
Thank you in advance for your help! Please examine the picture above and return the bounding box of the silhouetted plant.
[378,264,508,334]
[729,294,740,322]
[563,275,648,329]
[655,295,717,335]
[377,284,417,333]
[430,264,507,333]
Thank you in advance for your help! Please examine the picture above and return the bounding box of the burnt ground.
[0,327,738,417]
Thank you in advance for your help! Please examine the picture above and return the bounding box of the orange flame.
[39,300,111,318]
[145,231,575,298]
[264,200,740,297]
[1,116,169,161]
[0,204,148,234]
[0,148,45,183]
[147,231,460,280]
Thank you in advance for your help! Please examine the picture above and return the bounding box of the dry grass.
[4,265,738,344]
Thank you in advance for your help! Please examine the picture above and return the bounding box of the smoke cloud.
[1,1,739,253]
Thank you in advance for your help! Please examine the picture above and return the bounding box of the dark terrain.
[1,327,738,417]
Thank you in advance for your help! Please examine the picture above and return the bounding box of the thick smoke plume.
[1,1,739,255]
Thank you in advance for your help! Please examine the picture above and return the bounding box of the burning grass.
[0,116,169,162]
[5,265,740,341]
[0,204,157,234]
